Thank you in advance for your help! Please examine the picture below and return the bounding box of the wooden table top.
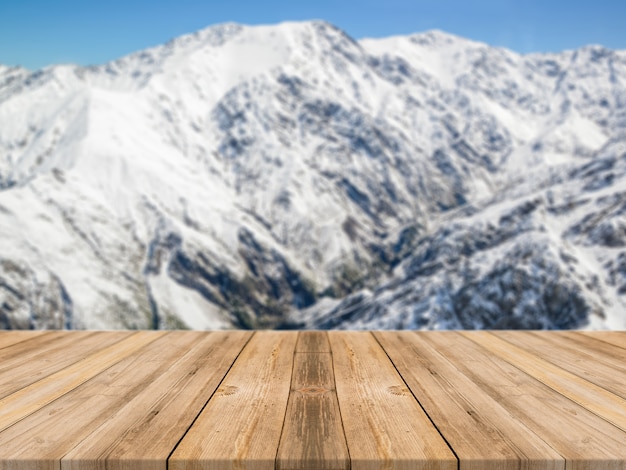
[0,330,624,470]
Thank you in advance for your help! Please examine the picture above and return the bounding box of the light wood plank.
[375,331,564,470]
[556,331,626,366]
[437,332,626,469]
[574,331,626,350]
[61,331,252,470]
[328,331,456,470]
[295,330,331,353]
[168,331,297,470]
[0,330,164,433]
[0,331,75,364]
[0,331,198,470]
[276,332,349,470]
[0,331,130,399]
[0,330,48,350]
[491,331,626,400]
[463,331,626,433]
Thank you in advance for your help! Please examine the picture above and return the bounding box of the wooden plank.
[328,331,456,470]
[295,330,331,353]
[463,331,626,433]
[168,331,297,470]
[374,331,564,470]
[556,331,626,366]
[276,332,349,470]
[0,331,131,399]
[0,330,164,433]
[0,330,75,364]
[0,331,195,470]
[574,331,626,350]
[435,332,626,469]
[61,331,252,470]
[491,331,626,400]
[0,330,48,350]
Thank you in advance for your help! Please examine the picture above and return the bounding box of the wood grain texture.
[491,331,626,400]
[0,331,130,399]
[0,331,625,470]
[168,331,297,470]
[61,331,252,470]
[464,331,626,432]
[277,332,349,470]
[0,330,163,434]
[557,331,626,366]
[0,330,47,351]
[328,331,457,470]
[0,331,183,470]
[375,331,564,470]
[574,331,626,350]
[445,332,626,469]
[295,330,331,353]
[0,331,76,365]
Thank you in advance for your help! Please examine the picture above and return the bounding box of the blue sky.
[1,0,624,70]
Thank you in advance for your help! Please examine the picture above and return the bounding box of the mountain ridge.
[1,20,625,330]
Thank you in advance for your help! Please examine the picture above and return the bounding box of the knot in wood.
[216,385,239,396]
[296,386,328,395]
[387,385,410,396]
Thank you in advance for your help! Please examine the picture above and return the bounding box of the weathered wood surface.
[62,331,252,470]
[373,331,563,470]
[329,331,456,470]
[276,332,349,470]
[169,331,297,470]
[0,330,625,470]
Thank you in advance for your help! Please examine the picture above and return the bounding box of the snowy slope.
[0,20,625,330]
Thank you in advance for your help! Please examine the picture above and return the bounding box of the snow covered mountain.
[1,21,625,330]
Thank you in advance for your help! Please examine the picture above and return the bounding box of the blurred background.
[0,0,625,330]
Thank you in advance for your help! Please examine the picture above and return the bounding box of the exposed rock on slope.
[0,21,625,329]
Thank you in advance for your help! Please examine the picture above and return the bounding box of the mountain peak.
[1,19,625,330]
[409,29,466,45]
